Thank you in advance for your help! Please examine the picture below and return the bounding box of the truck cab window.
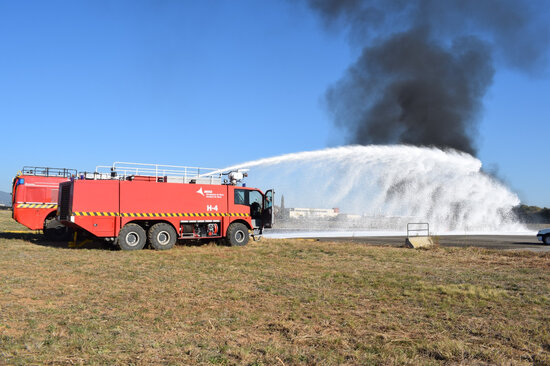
[235,189,263,218]
[249,190,262,207]
[264,190,272,209]
[234,189,246,205]
[234,189,262,206]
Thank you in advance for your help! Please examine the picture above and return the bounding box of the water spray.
[220,145,525,234]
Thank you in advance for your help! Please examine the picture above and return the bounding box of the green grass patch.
[0,211,549,364]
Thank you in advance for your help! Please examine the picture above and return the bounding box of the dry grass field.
[1,210,550,365]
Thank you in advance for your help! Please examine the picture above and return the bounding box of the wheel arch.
[226,219,251,234]
[43,208,58,225]
[125,219,178,232]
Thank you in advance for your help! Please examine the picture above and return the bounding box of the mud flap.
[251,228,263,242]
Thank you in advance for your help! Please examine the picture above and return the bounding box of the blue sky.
[1,1,549,207]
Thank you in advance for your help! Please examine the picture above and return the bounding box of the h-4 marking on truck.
[207,205,218,212]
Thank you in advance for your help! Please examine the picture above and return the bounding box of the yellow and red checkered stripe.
[72,212,249,218]
[17,203,57,209]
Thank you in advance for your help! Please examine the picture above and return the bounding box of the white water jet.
[222,145,525,234]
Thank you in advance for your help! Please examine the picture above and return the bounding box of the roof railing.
[90,162,223,185]
[21,166,77,178]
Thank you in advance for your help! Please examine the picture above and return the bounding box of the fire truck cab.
[58,162,274,250]
[11,166,76,240]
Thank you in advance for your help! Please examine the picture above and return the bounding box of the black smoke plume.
[307,0,549,155]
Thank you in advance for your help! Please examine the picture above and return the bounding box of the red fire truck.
[57,162,274,250]
[11,166,76,240]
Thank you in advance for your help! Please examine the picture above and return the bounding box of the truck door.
[11,176,21,215]
[262,189,274,228]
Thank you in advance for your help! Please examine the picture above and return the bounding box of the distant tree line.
[513,205,550,224]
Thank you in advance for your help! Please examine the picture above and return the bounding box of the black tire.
[544,235,550,245]
[148,223,177,250]
[117,223,146,251]
[43,218,73,242]
[226,222,249,247]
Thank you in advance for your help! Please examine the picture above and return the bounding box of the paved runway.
[316,235,550,252]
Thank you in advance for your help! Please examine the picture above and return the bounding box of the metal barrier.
[407,222,429,237]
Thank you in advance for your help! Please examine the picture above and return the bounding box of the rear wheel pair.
[117,223,176,251]
[117,222,250,250]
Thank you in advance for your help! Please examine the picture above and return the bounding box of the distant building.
[288,207,339,219]
[338,213,361,220]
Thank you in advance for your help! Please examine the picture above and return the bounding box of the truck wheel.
[43,218,72,242]
[544,235,550,245]
[117,224,146,251]
[148,223,177,250]
[226,223,249,247]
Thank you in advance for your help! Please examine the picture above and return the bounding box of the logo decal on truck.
[196,186,224,199]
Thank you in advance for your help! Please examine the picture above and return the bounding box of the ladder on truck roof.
[90,162,223,185]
